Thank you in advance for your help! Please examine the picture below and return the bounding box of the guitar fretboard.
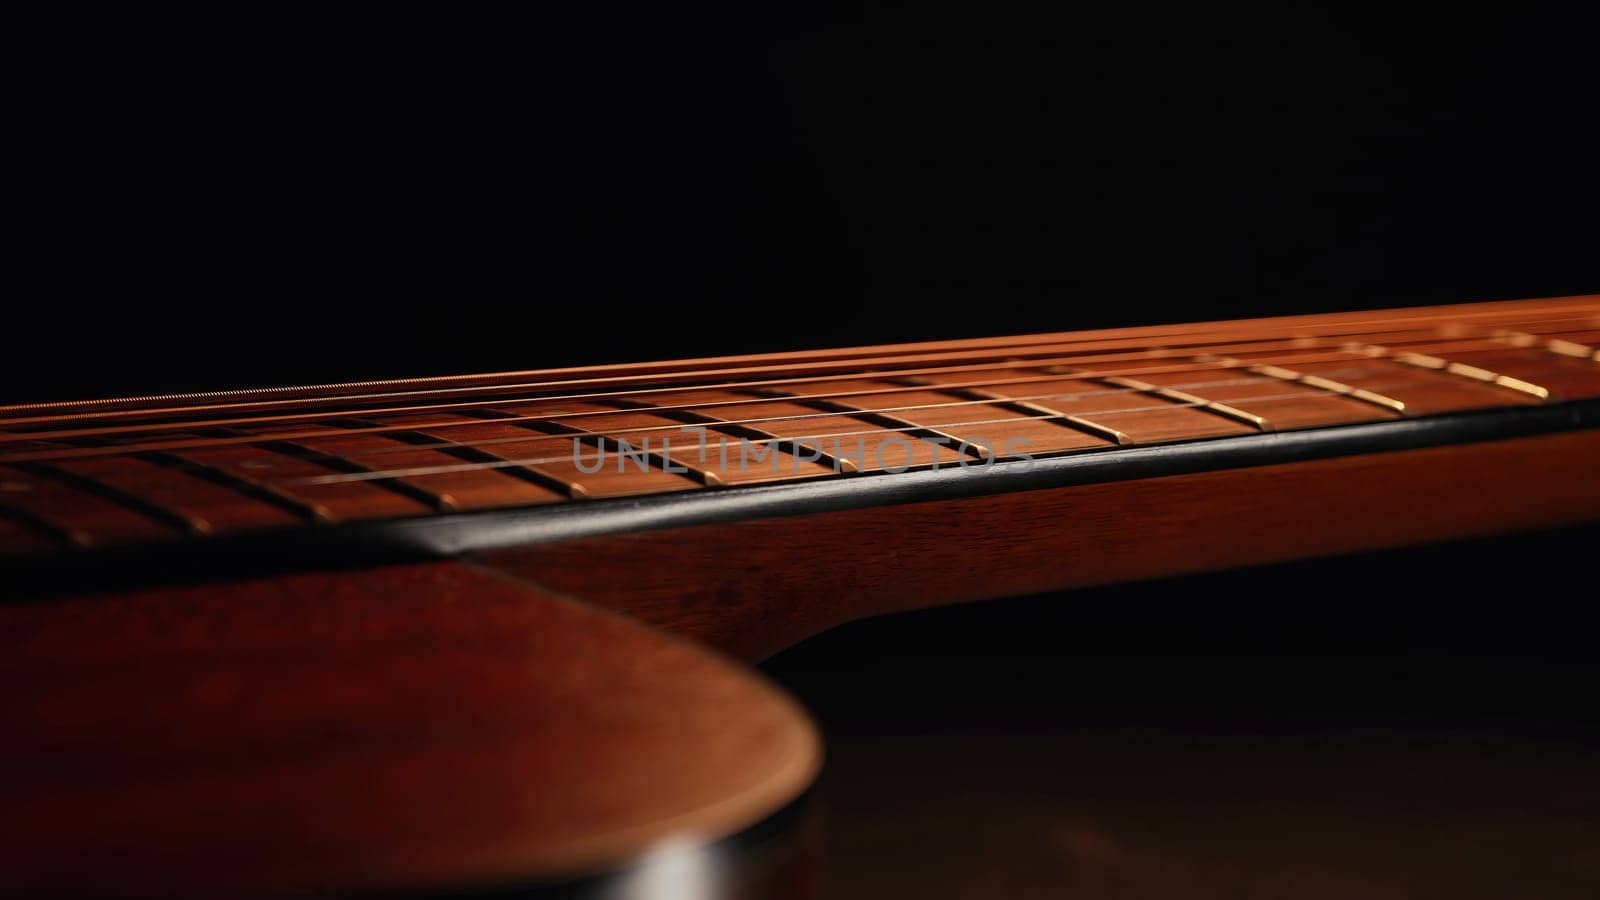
[3,296,1598,554]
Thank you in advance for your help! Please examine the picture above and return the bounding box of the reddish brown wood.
[0,296,1596,898]
[0,561,820,897]
[268,426,569,511]
[51,454,306,533]
[479,429,1600,659]
[1,297,1597,552]
[2,294,1593,423]
[0,463,180,545]
[171,443,434,520]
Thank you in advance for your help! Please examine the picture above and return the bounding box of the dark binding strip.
[4,397,1598,599]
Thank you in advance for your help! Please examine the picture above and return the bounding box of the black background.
[7,6,1598,894]
[5,3,1594,401]
[763,521,1600,897]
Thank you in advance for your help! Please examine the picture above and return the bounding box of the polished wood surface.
[481,429,1600,659]
[0,561,820,897]
[1,296,1598,898]
[1,296,1596,552]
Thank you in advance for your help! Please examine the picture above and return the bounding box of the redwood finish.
[479,430,1600,659]
[2,297,1597,551]
[0,561,820,897]
[0,296,1597,898]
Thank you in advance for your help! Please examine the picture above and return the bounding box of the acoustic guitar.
[3,295,1598,897]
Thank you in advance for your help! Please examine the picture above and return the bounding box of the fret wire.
[0,365,1388,466]
[328,418,591,501]
[0,496,94,547]
[3,301,1593,424]
[250,439,456,513]
[1094,375,1275,432]
[376,372,1309,460]
[8,461,210,537]
[0,310,1593,431]
[134,450,334,523]
[0,320,1573,462]
[515,419,728,488]
[267,384,1390,487]
[604,402,865,475]
[3,299,1592,546]
[1346,342,1552,400]
[0,324,1582,451]
[949,384,1134,445]
[748,388,999,463]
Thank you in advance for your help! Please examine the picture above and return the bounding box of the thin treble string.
[1,309,1594,430]
[0,369,1335,465]
[0,352,1413,464]
[1,315,1581,460]
[195,370,1388,465]
[3,315,1591,438]
[274,382,1407,487]
[160,373,1337,466]
[5,312,1588,463]
[0,324,1583,450]
[2,299,1593,421]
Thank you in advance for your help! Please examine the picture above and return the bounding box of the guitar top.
[3,295,1598,897]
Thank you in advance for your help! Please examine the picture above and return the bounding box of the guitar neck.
[3,295,1599,591]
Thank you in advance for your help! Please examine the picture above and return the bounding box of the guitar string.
[0,325,1584,464]
[2,311,1591,432]
[0,308,1592,430]
[0,322,1589,456]
[1,298,1593,421]
[0,324,1555,463]
[170,370,1389,463]
[3,312,1587,448]
[274,381,1428,487]
[0,339,1400,445]
[0,368,1382,467]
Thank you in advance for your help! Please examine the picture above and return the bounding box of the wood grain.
[0,561,820,897]
[0,297,1594,899]
[2,296,1597,551]
[479,429,1600,659]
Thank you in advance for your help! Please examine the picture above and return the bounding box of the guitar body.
[2,296,1598,896]
[1,563,819,897]
[487,428,1600,658]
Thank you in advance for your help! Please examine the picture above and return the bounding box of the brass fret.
[2,296,1597,553]
[748,389,994,462]
[252,439,458,512]
[1493,330,1600,363]
[438,441,594,499]
[606,401,861,475]
[405,413,598,499]
[1096,375,1273,432]
[12,460,212,536]
[0,495,92,548]
[1343,343,1550,401]
[482,413,726,488]
[136,451,335,523]
[323,418,589,508]
[892,371,1134,446]
[1203,356,1408,415]
[960,386,1134,446]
